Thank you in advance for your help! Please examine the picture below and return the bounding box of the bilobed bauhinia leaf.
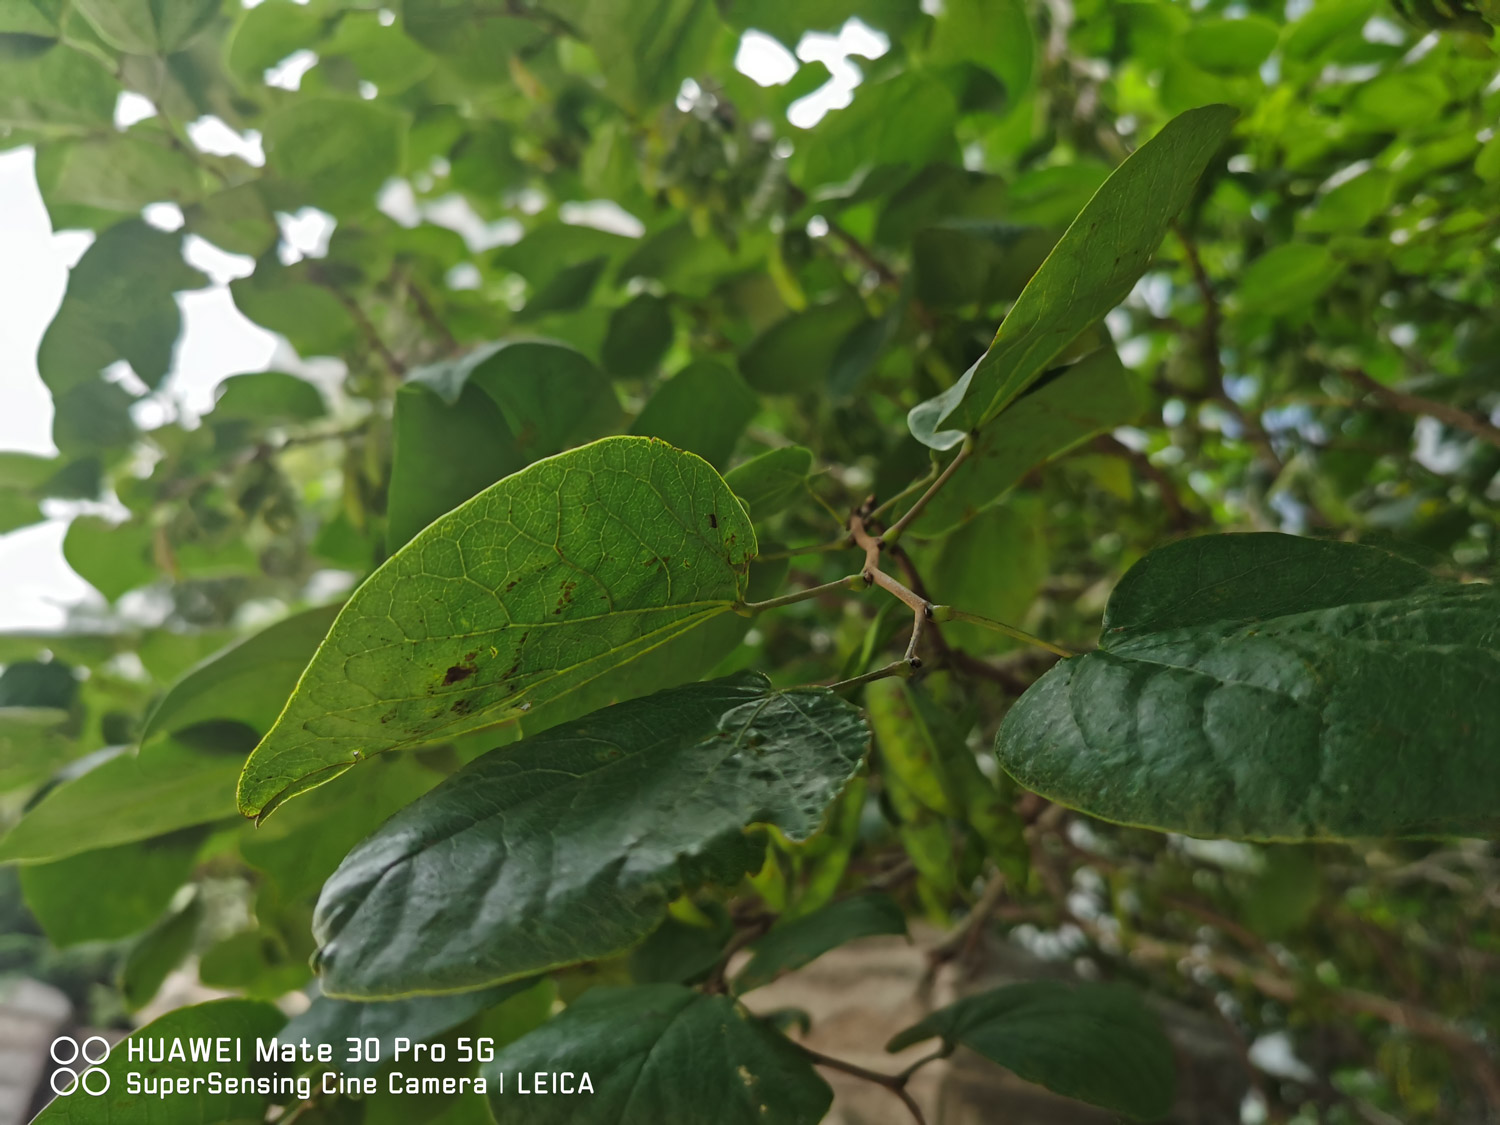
[997,533,1500,840]
[237,436,757,819]
[908,105,1236,450]
[482,984,832,1125]
[887,981,1175,1121]
[311,672,868,997]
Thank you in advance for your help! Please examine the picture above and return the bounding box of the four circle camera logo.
[49,1035,111,1096]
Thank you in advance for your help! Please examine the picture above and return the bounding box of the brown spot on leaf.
[709,512,718,528]
[450,698,473,715]
[443,663,477,685]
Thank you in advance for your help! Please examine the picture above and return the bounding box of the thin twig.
[930,606,1074,658]
[882,437,974,546]
[313,270,407,377]
[739,574,864,615]
[404,273,461,355]
[794,1042,930,1125]
[1344,368,1500,450]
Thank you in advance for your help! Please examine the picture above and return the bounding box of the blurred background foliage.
[1,0,1498,1121]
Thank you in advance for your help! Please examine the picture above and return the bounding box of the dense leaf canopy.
[2,0,1498,1121]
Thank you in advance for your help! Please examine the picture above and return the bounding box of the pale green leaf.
[237,437,758,818]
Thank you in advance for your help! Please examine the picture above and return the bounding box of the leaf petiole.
[929,605,1073,658]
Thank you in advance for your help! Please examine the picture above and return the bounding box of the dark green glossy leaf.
[311,672,868,996]
[482,984,832,1125]
[908,105,1235,450]
[238,437,757,819]
[19,829,204,946]
[630,361,758,470]
[888,980,1175,1121]
[723,445,813,518]
[31,999,286,1124]
[735,894,907,993]
[997,534,1500,840]
[140,605,340,744]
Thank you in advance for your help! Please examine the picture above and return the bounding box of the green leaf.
[927,0,1033,99]
[401,0,545,84]
[73,0,219,53]
[739,297,869,394]
[63,517,158,602]
[0,43,118,132]
[0,706,74,789]
[140,605,341,744]
[240,753,444,899]
[887,980,1175,1121]
[552,0,722,111]
[630,362,758,470]
[482,984,832,1125]
[311,672,868,996]
[30,999,286,1124]
[1180,16,1279,74]
[602,293,674,377]
[389,340,621,549]
[1235,242,1341,317]
[922,494,1048,651]
[120,891,204,1010]
[19,829,204,946]
[230,260,359,357]
[908,105,1236,450]
[225,0,324,84]
[237,436,758,819]
[0,0,61,35]
[262,96,407,216]
[186,183,280,257]
[723,445,813,519]
[38,220,206,394]
[735,894,907,993]
[283,980,532,1077]
[42,131,206,213]
[996,533,1500,840]
[209,371,327,424]
[798,71,958,190]
[0,737,240,862]
[909,349,1148,536]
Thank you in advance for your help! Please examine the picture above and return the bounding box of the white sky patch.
[380,181,525,251]
[560,200,645,238]
[735,31,798,86]
[276,207,336,264]
[265,49,318,91]
[184,235,257,285]
[114,91,158,129]
[164,289,280,418]
[187,117,265,166]
[787,19,889,129]
[142,202,185,232]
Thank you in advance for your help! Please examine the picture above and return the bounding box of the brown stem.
[1344,368,1500,450]
[794,1042,931,1125]
[313,271,407,377]
[1173,223,1282,473]
[1090,434,1200,531]
[404,273,461,355]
